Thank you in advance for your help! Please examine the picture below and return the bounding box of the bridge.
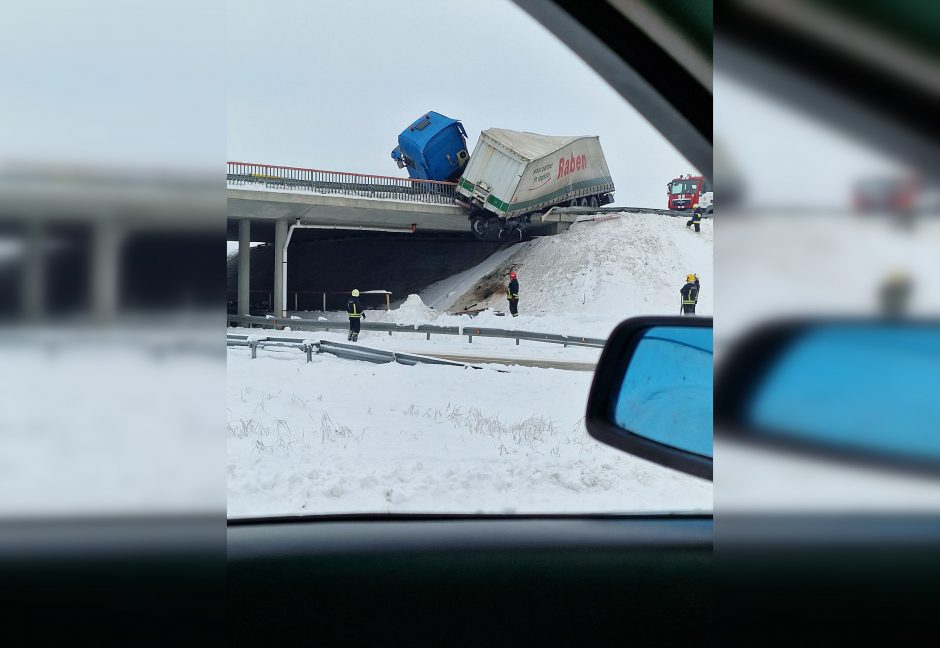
[226,162,570,319]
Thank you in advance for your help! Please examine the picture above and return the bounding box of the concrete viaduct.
[226,162,568,318]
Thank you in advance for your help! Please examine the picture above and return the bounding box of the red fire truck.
[667,174,712,212]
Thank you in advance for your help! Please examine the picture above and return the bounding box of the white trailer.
[455,128,615,239]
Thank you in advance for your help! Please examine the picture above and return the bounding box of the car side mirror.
[715,318,940,475]
[586,316,713,480]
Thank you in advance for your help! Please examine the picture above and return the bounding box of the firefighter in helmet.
[680,273,700,316]
[507,271,520,317]
[346,289,366,341]
[686,203,703,233]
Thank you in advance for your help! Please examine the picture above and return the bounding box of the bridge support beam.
[273,219,288,317]
[238,219,250,316]
[92,220,122,324]
[21,220,45,322]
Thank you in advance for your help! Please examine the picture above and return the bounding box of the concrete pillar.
[22,220,45,321]
[273,219,287,317]
[92,220,121,323]
[238,219,250,316]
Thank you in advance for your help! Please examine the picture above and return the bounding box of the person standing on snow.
[686,203,703,233]
[680,274,700,316]
[507,271,520,317]
[346,289,366,341]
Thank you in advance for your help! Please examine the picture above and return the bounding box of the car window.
[226,0,713,517]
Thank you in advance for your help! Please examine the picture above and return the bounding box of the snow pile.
[413,212,711,336]
[353,213,713,337]
[381,293,438,323]
[463,213,711,324]
[227,348,711,516]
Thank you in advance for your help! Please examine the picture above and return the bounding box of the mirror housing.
[586,316,713,480]
[715,318,940,476]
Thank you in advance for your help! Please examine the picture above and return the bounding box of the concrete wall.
[226,232,508,313]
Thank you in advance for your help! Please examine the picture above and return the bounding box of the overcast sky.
[714,73,904,208]
[226,0,699,208]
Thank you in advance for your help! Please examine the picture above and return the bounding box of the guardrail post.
[294,292,298,312]
[250,341,257,359]
[305,344,312,363]
[468,334,473,343]
[516,338,519,345]
[426,332,431,341]
[323,292,326,312]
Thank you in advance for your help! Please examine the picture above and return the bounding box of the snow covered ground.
[227,346,711,517]
[228,210,713,516]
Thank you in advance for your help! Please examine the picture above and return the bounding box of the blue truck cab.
[391,111,469,182]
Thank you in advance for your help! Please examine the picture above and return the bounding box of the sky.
[714,73,905,208]
[0,0,223,173]
[226,0,699,208]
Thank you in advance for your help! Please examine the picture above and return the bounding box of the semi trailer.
[456,128,615,240]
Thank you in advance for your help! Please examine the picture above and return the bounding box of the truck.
[667,174,712,213]
[391,112,470,183]
[393,112,615,240]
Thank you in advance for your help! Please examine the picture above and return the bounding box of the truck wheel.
[589,196,599,209]
[470,216,489,240]
[579,197,589,207]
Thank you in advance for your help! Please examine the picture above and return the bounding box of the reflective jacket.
[507,278,519,300]
[346,297,364,318]
[680,282,699,305]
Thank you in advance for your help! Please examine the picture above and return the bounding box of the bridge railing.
[227,162,458,205]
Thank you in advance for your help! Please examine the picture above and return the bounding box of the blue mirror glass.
[613,326,713,458]
[747,326,940,460]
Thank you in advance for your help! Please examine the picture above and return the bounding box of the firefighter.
[346,289,366,341]
[507,270,520,317]
[680,273,700,316]
[686,203,703,232]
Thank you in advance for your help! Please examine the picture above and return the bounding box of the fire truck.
[667,174,712,212]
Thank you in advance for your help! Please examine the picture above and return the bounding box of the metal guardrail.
[541,205,710,219]
[228,334,479,368]
[227,162,458,205]
[226,314,606,348]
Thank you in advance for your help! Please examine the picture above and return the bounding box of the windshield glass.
[226,0,713,518]
[671,180,699,194]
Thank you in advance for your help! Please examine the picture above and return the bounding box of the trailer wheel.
[578,197,590,207]
[470,216,489,240]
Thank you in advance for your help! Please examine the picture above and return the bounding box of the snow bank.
[457,213,712,326]
[381,294,438,323]
[383,212,711,337]
[331,213,715,338]
[227,348,711,516]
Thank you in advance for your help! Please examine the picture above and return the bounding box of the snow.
[410,211,710,338]
[227,347,711,517]
[3,336,222,516]
[228,209,713,516]
[717,213,940,344]
[380,293,439,323]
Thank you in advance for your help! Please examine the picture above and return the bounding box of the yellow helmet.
[352,289,360,297]
[692,203,700,209]
[686,274,696,282]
